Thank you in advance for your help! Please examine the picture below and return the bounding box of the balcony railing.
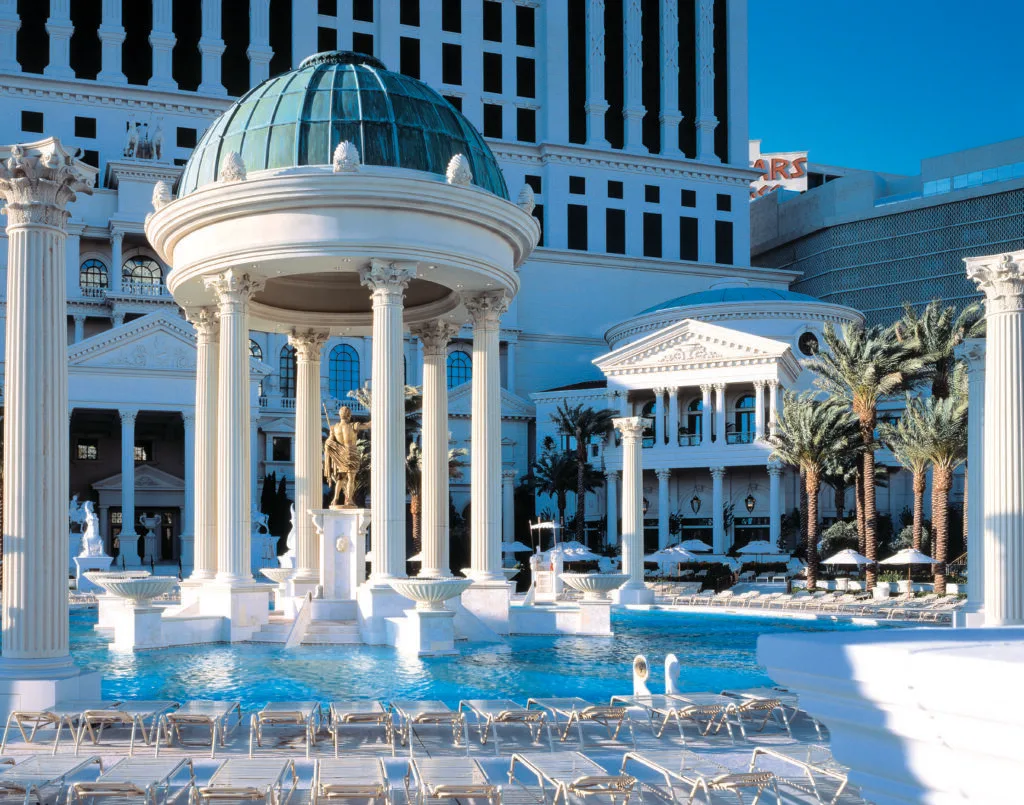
[677,434,702,447]
[121,281,171,298]
[259,394,370,418]
[80,286,107,298]
[726,431,755,445]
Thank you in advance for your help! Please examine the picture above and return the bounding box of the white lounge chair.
[509,752,634,805]
[525,698,634,747]
[720,688,824,742]
[193,758,298,805]
[389,701,468,757]
[155,701,242,758]
[666,695,744,743]
[75,701,179,756]
[747,745,858,805]
[608,695,723,741]
[328,701,393,757]
[406,757,500,805]
[248,702,322,759]
[623,749,780,805]
[313,757,391,805]
[458,699,552,753]
[1,701,121,755]
[0,755,103,805]
[67,756,193,805]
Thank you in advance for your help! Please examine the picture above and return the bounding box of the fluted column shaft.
[700,384,712,444]
[72,315,85,343]
[754,380,766,440]
[605,470,619,547]
[182,412,196,545]
[465,291,511,581]
[651,387,663,447]
[45,0,73,78]
[247,0,273,88]
[97,0,126,84]
[695,0,719,161]
[205,271,263,583]
[960,339,986,614]
[502,470,516,545]
[714,383,726,444]
[614,417,648,589]
[198,0,227,95]
[289,329,329,584]
[623,0,646,152]
[120,410,138,557]
[656,468,671,550]
[361,261,414,581]
[0,140,93,670]
[109,229,123,294]
[659,0,681,155]
[666,387,679,447]
[768,381,780,437]
[186,307,218,580]
[149,0,177,90]
[711,467,726,552]
[585,0,609,146]
[768,462,782,548]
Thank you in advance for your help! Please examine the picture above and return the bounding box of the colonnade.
[644,381,780,447]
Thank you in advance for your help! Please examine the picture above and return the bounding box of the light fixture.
[690,494,702,514]
[745,492,756,513]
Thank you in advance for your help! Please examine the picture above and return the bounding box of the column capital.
[700,383,713,395]
[288,328,330,361]
[767,460,784,477]
[502,468,517,481]
[956,337,987,373]
[463,290,511,329]
[966,251,1024,314]
[604,468,620,480]
[184,305,220,342]
[655,468,671,480]
[710,466,726,480]
[204,269,265,304]
[0,141,96,230]
[613,416,650,441]
[713,382,726,391]
[410,319,461,356]
[360,259,414,301]
[753,379,768,390]
[119,409,138,426]
[72,312,86,323]
[652,386,667,396]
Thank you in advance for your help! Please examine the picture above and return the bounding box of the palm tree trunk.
[862,443,878,589]
[576,449,587,546]
[932,465,951,595]
[806,470,821,591]
[912,470,925,551]
[962,468,968,546]
[855,471,866,556]
[799,468,808,548]
[410,492,422,555]
[834,482,846,520]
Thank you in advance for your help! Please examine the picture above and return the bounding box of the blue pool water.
[70,608,876,708]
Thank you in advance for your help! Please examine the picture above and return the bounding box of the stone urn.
[85,569,151,591]
[501,566,519,581]
[560,572,629,602]
[388,577,473,611]
[260,567,294,586]
[91,576,179,608]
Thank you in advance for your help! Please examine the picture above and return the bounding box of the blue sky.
[748,0,1024,175]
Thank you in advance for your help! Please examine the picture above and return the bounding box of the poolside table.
[389,700,468,756]
[458,699,552,753]
[248,702,322,759]
[156,701,243,758]
[328,700,393,756]
[0,700,121,755]
[525,698,633,747]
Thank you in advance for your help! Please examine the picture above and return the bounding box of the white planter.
[388,577,473,611]
[873,583,891,600]
[897,579,913,594]
[560,572,629,602]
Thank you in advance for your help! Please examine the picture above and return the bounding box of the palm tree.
[821,444,861,520]
[880,404,932,551]
[810,322,926,587]
[894,300,984,399]
[406,443,468,556]
[550,402,617,545]
[767,391,860,590]
[531,449,578,528]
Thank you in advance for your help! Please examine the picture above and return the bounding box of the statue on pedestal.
[79,501,106,558]
[69,494,86,532]
[323,406,370,509]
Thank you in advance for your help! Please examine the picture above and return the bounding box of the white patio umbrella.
[881,547,935,581]
[679,539,714,552]
[822,548,872,566]
[560,546,602,562]
[736,540,779,555]
[501,540,532,554]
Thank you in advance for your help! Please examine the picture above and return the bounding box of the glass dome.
[178,51,509,199]
[639,287,821,314]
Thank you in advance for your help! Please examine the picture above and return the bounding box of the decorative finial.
[517,183,535,214]
[332,141,360,173]
[446,153,472,187]
[219,151,247,183]
[151,180,172,211]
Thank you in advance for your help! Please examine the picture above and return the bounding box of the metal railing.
[726,431,755,445]
[677,434,702,447]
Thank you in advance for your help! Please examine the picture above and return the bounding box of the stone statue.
[79,501,105,557]
[152,116,165,161]
[123,114,138,158]
[251,504,270,534]
[324,406,370,508]
[69,494,86,532]
[284,504,296,556]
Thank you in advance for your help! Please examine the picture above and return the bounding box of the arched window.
[685,398,703,444]
[446,350,472,389]
[640,400,655,448]
[79,259,108,294]
[122,256,163,296]
[329,344,360,400]
[279,345,297,398]
[249,340,263,360]
[732,394,756,443]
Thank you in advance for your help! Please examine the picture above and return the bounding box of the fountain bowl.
[388,577,473,611]
[260,567,295,585]
[92,576,179,606]
[84,570,151,587]
[501,567,520,581]
[560,572,629,602]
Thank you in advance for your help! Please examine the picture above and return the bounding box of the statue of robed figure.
[324,406,370,508]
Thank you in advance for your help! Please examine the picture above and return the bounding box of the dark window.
[124,0,154,83]
[516,57,535,97]
[606,209,626,254]
[525,175,542,194]
[483,52,502,93]
[798,332,820,357]
[76,439,99,461]
[569,176,585,194]
[715,220,734,265]
[681,188,696,207]
[608,180,624,199]
[714,0,729,161]
[329,344,361,399]
[533,204,544,247]
[400,0,420,26]
[352,32,374,56]
[717,193,732,212]
[249,340,263,360]
[176,127,197,148]
[640,0,660,153]
[567,204,588,250]
[173,158,188,166]
[352,0,374,22]
[75,117,97,139]
[279,345,297,398]
[442,43,462,84]
[400,36,420,78]
[272,436,292,462]
[447,350,472,389]
[516,108,536,143]
[318,26,337,52]
[172,0,202,90]
[483,104,502,138]
[680,216,698,261]
[567,0,586,144]
[442,0,462,32]
[269,0,292,77]
[70,0,102,80]
[122,256,162,287]
[645,185,660,203]
[134,441,153,463]
[516,5,536,46]
[221,0,248,95]
[81,150,100,178]
[443,95,463,112]
[80,259,108,291]
[643,212,662,258]
[603,0,624,149]
[318,0,337,15]
[21,110,43,133]
[483,1,502,41]
[16,0,47,74]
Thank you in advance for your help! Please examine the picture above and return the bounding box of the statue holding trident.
[323,405,370,508]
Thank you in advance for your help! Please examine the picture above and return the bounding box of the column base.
[356,583,412,645]
[612,582,654,606]
[0,661,101,721]
[460,580,511,635]
[387,609,458,656]
[193,581,272,642]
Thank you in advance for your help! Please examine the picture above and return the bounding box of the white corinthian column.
[966,252,1024,625]
[464,291,511,582]
[361,261,414,582]
[613,417,653,604]
[410,319,460,578]
[0,139,94,683]
[184,306,218,581]
[958,338,986,624]
[289,329,329,590]
[205,270,264,584]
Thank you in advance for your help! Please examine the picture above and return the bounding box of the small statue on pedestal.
[79,501,105,557]
[323,406,370,509]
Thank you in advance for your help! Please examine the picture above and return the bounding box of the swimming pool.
[70,607,877,708]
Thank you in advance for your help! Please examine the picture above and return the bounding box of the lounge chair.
[665,695,744,743]
[0,755,103,805]
[248,701,322,759]
[1,701,121,755]
[389,700,468,757]
[458,699,552,753]
[747,745,856,805]
[406,757,500,805]
[328,701,393,757]
[608,695,723,741]
[720,688,823,742]
[525,698,634,747]
[313,757,390,805]
[192,759,298,805]
[509,752,634,805]
[75,701,179,756]
[67,756,193,805]
[623,749,780,805]
[155,701,242,758]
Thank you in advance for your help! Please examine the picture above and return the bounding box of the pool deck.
[632,602,889,626]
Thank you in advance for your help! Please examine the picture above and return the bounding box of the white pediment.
[92,464,185,492]
[447,383,536,420]
[259,417,296,434]
[69,311,197,372]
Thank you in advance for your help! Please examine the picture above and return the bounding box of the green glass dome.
[178,51,509,199]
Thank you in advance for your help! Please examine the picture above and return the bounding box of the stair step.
[301,633,362,645]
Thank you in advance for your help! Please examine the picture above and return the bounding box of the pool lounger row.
[670,589,964,621]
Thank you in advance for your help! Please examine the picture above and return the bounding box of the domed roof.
[178,51,509,199]
[639,286,820,314]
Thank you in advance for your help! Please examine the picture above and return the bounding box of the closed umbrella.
[502,540,532,554]
[679,539,713,552]
[736,540,779,555]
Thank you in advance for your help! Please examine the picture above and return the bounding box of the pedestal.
[530,554,564,603]
[576,601,613,636]
[612,582,655,606]
[194,582,272,642]
[0,669,102,720]
[387,609,458,656]
[356,584,412,645]
[109,606,165,651]
[74,556,113,593]
[312,508,369,601]
[460,581,512,635]
[178,534,195,572]
[250,533,276,578]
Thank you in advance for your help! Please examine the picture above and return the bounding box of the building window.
[715,220,734,265]
[319,0,337,15]
[352,32,374,55]
[442,0,462,32]
[80,259,108,292]
[318,27,337,52]
[442,43,462,84]
[608,180,623,199]
[798,332,820,356]
[279,345,297,398]
[567,204,588,250]
[249,339,263,360]
[77,439,99,460]
[516,57,535,98]
[525,175,542,194]
[640,400,655,448]
[516,5,535,46]
[483,103,502,138]
[75,116,96,139]
[400,0,420,26]
[272,436,292,462]
[134,441,153,462]
[717,193,732,212]
[643,212,662,258]
[686,399,703,443]
[533,204,544,247]
[731,395,756,442]
[352,0,373,22]
[681,189,696,207]
[176,127,197,148]
[569,176,585,194]
[483,0,502,41]
[483,52,502,93]
[21,111,43,133]
[680,216,698,261]
[606,209,626,254]
[516,108,536,143]
[444,95,463,112]
[447,350,472,389]
[400,36,420,78]
[122,256,162,288]
[329,344,360,400]
[645,185,660,203]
